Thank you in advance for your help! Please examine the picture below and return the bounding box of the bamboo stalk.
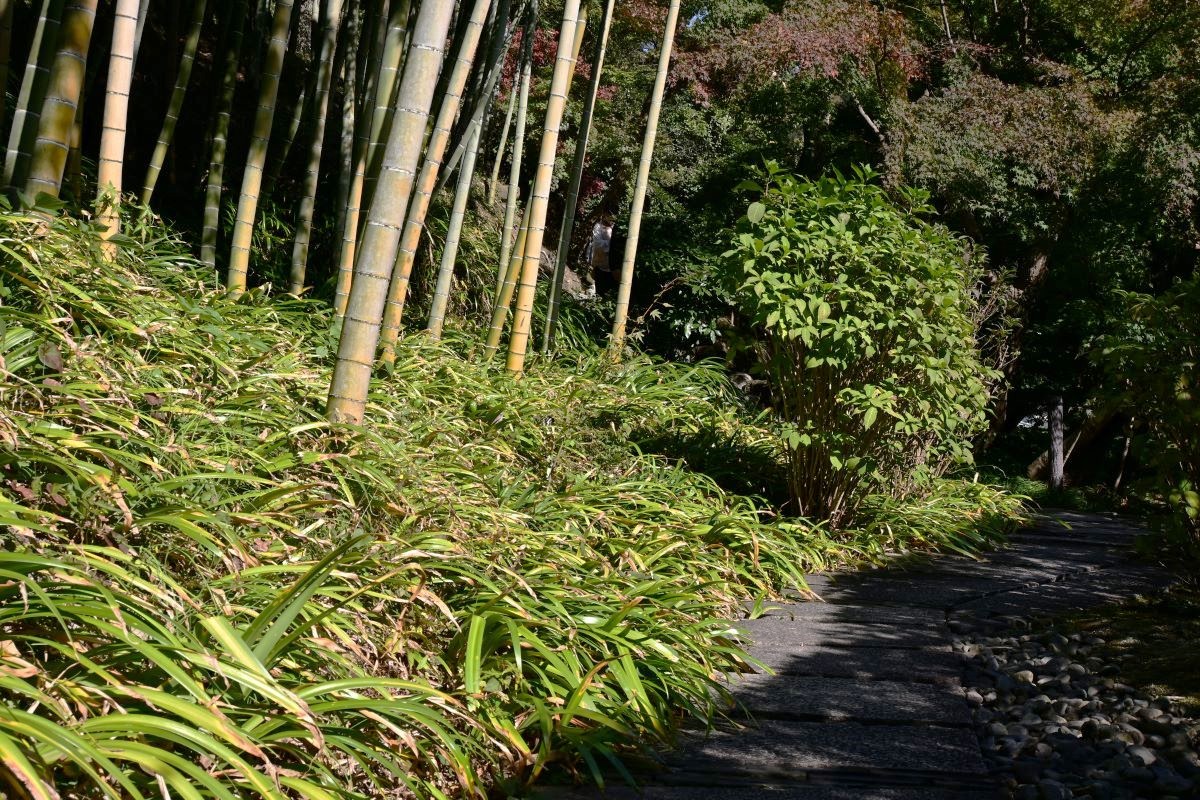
[96,0,141,250]
[375,0,494,363]
[200,0,249,269]
[288,0,343,294]
[24,0,98,200]
[483,200,531,356]
[332,2,362,316]
[486,80,516,206]
[504,0,582,374]
[327,0,455,424]
[542,0,613,352]
[0,0,13,164]
[426,119,481,339]
[141,0,208,204]
[610,0,682,354]
[495,10,535,288]
[226,0,297,294]
[4,0,64,189]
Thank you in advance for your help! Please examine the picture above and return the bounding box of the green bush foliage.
[1098,277,1200,548]
[0,209,1023,798]
[721,164,997,526]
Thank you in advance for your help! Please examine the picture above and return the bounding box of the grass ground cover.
[0,209,1024,798]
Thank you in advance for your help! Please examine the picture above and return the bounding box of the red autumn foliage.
[674,0,923,102]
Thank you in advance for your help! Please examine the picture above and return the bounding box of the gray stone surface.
[745,602,946,628]
[722,674,970,724]
[733,619,951,650]
[665,721,988,776]
[744,644,963,684]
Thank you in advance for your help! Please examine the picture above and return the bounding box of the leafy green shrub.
[720,164,997,526]
[1098,278,1200,549]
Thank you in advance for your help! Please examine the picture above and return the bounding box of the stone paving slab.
[744,644,963,684]
[539,784,994,799]
[721,674,970,724]
[746,602,946,628]
[663,721,988,777]
[805,578,1014,608]
[951,563,1168,618]
[734,619,951,650]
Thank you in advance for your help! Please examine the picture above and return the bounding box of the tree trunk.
[375,0,494,363]
[1048,395,1065,491]
[327,0,455,424]
[504,0,581,374]
[24,0,98,200]
[131,0,150,65]
[141,0,207,204]
[96,0,140,250]
[5,0,64,190]
[288,0,343,293]
[542,0,614,352]
[610,0,681,354]
[359,0,407,217]
[226,0,297,294]
[487,79,517,206]
[331,2,362,317]
[200,0,248,269]
[1027,399,1119,480]
[426,120,481,338]
[495,10,534,289]
[484,200,531,356]
[0,0,14,168]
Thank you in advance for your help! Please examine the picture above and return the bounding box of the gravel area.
[959,623,1200,799]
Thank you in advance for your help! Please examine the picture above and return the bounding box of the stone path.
[538,511,1171,800]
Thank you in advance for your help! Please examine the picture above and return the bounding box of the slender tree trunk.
[261,82,307,203]
[327,0,455,424]
[24,0,98,200]
[332,2,362,316]
[4,0,65,189]
[131,0,150,64]
[96,0,140,249]
[543,0,614,352]
[141,0,207,204]
[504,0,581,374]
[0,0,13,161]
[426,119,481,338]
[610,0,681,354]
[200,0,248,269]
[496,11,534,289]
[375,0,493,363]
[226,0,297,294]
[487,82,516,205]
[484,200,530,356]
[358,0,404,214]
[1049,395,1065,491]
[288,0,343,293]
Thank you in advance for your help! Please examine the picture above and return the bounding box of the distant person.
[584,218,613,297]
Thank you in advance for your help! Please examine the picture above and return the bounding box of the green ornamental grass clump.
[722,164,998,526]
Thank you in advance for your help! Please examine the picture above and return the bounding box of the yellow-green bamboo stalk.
[24,0,98,199]
[426,119,481,339]
[332,3,363,316]
[483,200,530,356]
[5,0,64,189]
[610,0,681,354]
[504,0,581,374]
[226,0,297,294]
[141,0,207,204]
[362,0,411,206]
[543,0,613,352]
[96,0,140,249]
[375,0,493,363]
[288,0,343,294]
[200,0,248,269]
[496,13,534,288]
[0,0,13,161]
[486,80,516,206]
[327,0,455,424]
[131,0,150,64]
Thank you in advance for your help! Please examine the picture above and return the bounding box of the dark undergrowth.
[0,209,1025,798]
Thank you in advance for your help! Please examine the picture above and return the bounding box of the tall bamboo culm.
[426,119,481,339]
[495,8,535,291]
[200,0,248,269]
[0,0,14,165]
[289,0,343,294]
[484,200,531,356]
[376,0,494,363]
[327,0,456,424]
[331,3,363,317]
[504,0,582,374]
[96,0,141,249]
[487,80,516,206]
[543,0,614,351]
[225,0,297,294]
[4,0,65,189]
[142,0,208,205]
[24,0,98,199]
[610,0,682,353]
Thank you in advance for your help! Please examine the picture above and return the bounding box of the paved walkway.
[539,511,1169,800]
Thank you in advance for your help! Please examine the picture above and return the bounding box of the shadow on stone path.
[536,511,1171,800]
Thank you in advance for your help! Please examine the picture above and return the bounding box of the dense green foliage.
[0,210,1025,797]
[721,166,995,525]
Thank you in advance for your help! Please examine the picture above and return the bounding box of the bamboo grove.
[0,0,682,424]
